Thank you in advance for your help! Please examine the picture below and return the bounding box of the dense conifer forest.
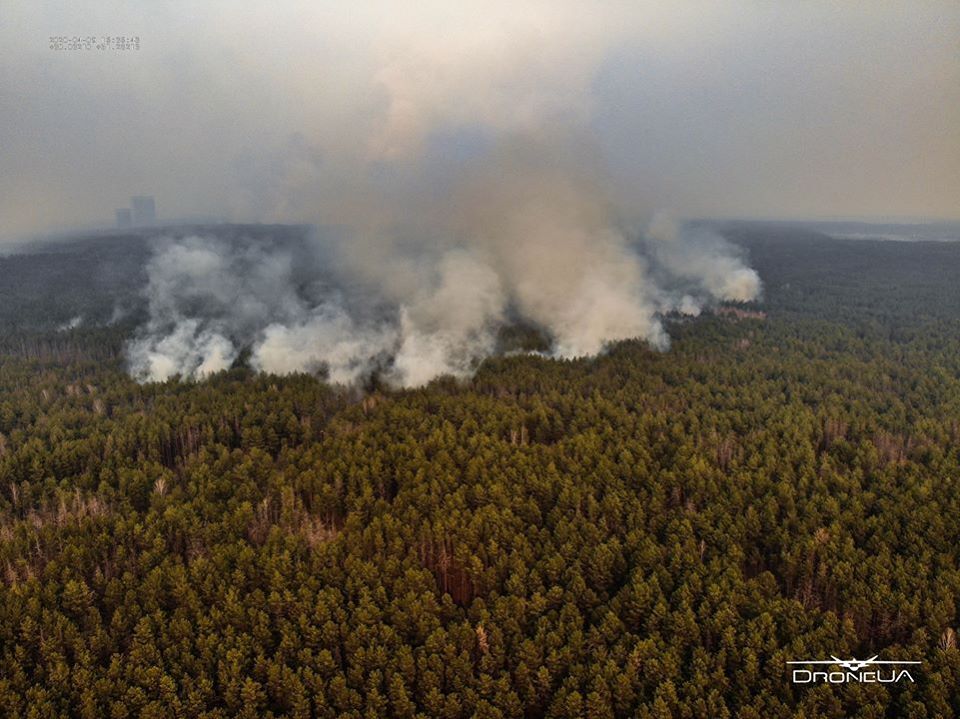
[1,225,959,717]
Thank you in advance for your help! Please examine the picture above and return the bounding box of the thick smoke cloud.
[646,213,761,306]
[444,141,669,356]
[252,247,506,387]
[125,235,510,386]
[127,236,335,382]
[127,209,760,388]
[113,3,762,386]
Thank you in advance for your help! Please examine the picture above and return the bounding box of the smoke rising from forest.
[116,3,763,386]
[126,210,760,387]
[123,97,764,388]
[1,3,949,382]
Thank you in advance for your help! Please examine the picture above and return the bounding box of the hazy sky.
[1,1,958,239]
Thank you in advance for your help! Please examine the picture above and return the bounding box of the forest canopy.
[0,224,959,718]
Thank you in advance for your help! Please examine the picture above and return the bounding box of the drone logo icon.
[788,655,920,684]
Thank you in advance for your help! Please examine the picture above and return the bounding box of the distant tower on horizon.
[131,195,156,226]
[115,208,132,228]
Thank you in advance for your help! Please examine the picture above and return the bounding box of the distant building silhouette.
[115,208,132,228]
[131,196,156,225]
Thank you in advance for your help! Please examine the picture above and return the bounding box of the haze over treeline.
[1,2,958,385]
[123,217,760,387]
[1,0,958,241]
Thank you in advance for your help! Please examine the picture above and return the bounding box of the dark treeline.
[0,227,959,717]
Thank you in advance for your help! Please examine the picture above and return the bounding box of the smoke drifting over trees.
[5,2,952,383]
[109,4,764,386]
[123,89,764,388]
[126,212,760,386]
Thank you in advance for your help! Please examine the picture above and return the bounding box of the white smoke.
[57,315,83,332]
[125,237,508,387]
[437,144,670,357]
[123,12,762,388]
[126,208,760,388]
[129,319,236,381]
[387,249,506,386]
[252,305,395,385]
[127,235,307,382]
[646,212,762,313]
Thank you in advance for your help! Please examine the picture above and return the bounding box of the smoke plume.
[645,213,762,307]
[126,208,760,387]
[123,11,762,387]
